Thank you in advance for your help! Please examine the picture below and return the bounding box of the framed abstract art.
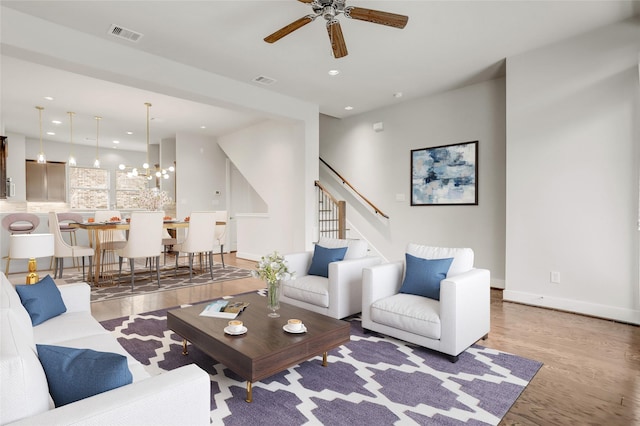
[411,140,478,206]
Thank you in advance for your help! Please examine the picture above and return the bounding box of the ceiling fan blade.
[264,15,315,43]
[326,19,348,59]
[344,6,408,29]
[297,0,314,3]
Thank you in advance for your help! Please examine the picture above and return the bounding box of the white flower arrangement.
[134,188,172,211]
[251,251,295,285]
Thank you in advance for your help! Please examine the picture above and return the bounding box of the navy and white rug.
[101,302,542,425]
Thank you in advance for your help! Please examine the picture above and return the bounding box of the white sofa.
[362,244,490,362]
[0,272,211,425]
[281,237,381,319]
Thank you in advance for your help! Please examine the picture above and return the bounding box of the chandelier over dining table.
[118,102,175,180]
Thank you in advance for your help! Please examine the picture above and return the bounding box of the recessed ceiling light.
[43,96,54,101]
[344,106,354,111]
[126,131,133,135]
[328,69,340,76]
[51,120,62,125]
[393,92,403,98]
[46,132,55,135]
[113,140,120,144]
[200,126,206,129]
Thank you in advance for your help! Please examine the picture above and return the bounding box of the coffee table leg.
[322,352,328,367]
[182,339,189,355]
[246,382,253,403]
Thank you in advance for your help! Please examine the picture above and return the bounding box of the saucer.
[283,324,307,334]
[224,325,247,335]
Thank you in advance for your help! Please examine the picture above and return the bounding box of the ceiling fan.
[264,0,409,59]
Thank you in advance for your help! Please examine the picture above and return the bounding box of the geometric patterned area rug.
[62,264,253,303]
[101,296,543,425]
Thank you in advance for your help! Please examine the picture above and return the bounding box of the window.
[69,166,109,209]
[115,171,148,209]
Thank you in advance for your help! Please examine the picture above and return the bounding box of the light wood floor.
[11,253,639,425]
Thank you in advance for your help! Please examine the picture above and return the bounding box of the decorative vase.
[267,280,281,318]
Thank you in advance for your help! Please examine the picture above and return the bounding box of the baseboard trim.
[503,290,640,325]
[235,251,261,262]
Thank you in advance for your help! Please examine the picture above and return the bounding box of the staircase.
[315,181,346,239]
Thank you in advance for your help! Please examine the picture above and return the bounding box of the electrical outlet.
[550,271,561,284]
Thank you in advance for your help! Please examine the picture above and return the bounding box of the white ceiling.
[1,1,638,152]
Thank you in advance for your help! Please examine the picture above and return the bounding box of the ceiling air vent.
[253,75,277,86]
[108,24,143,42]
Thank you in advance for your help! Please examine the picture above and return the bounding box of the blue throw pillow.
[399,254,454,300]
[15,275,67,326]
[307,245,348,278]
[36,344,133,407]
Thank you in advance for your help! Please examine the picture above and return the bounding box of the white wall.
[505,17,640,324]
[174,132,225,219]
[219,120,306,260]
[320,78,507,286]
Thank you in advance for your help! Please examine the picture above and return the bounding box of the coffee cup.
[287,319,303,332]
[228,320,243,332]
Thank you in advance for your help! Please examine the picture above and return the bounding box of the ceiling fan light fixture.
[264,1,408,58]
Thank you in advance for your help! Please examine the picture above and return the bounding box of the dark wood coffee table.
[167,293,351,402]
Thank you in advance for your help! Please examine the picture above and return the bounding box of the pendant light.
[67,112,76,166]
[93,116,101,168]
[35,106,46,164]
[144,102,152,179]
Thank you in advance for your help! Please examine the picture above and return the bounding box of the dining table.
[70,219,210,286]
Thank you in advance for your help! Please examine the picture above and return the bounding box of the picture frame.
[411,140,478,206]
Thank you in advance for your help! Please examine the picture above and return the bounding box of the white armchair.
[362,243,490,362]
[280,237,381,319]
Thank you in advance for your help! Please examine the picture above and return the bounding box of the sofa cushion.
[0,309,52,424]
[282,274,329,308]
[406,244,474,277]
[33,311,111,345]
[399,254,453,301]
[370,293,441,340]
[15,275,67,326]
[36,344,133,407]
[308,245,347,278]
[318,236,368,259]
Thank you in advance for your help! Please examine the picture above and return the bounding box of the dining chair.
[115,211,164,290]
[213,210,227,268]
[48,212,94,281]
[161,228,177,265]
[3,213,40,274]
[49,212,84,270]
[173,211,217,281]
[94,210,127,273]
[57,212,84,245]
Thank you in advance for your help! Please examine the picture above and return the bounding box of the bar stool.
[3,213,40,274]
